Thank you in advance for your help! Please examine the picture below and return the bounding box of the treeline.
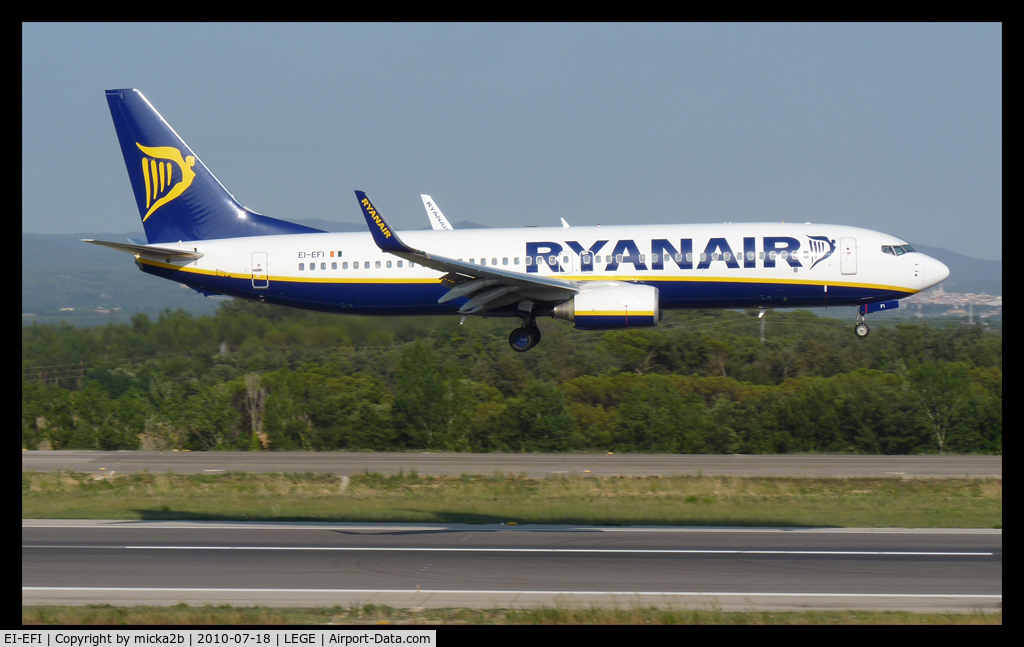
[22,301,1001,454]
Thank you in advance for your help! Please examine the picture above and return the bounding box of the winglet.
[421,194,454,230]
[355,191,412,254]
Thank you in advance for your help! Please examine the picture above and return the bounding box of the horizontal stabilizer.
[81,239,204,260]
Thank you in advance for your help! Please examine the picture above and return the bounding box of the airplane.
[88,89,950,352]
[421,194,570,229]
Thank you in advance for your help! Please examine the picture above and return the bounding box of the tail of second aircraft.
[105,89,323,244]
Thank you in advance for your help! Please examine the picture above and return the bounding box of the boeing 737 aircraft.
[90,89,950,352]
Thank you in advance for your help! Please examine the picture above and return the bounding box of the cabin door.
[252,252,269,288]
[839,238,857,275]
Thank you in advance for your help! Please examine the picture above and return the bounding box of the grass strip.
[22,470,999,532]
[22,471,1002,528]
[21,604,1002,625]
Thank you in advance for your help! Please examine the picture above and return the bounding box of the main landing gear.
[509,320,542,352]
[854,306,870,338]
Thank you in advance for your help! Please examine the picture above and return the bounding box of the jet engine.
[553,283,660,329]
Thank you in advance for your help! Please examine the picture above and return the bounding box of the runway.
[21,451,1003,478]
[22,520,1001,612]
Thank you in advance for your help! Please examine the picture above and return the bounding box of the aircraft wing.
[356,191,578,314]
[421,194,454,231]
[81,239,204,260]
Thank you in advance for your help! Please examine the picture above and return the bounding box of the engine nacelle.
[553,283,660,329]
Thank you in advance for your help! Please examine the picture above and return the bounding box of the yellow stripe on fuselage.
[138,258,917,293]
[574,274,919,294]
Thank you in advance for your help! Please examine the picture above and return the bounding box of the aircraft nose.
[921,255,950,288]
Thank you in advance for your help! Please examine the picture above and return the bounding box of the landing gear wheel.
[509,322,541,352]
[509,327,534,352]
[854,322,869,338]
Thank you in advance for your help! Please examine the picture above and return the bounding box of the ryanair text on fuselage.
[527,235,835,272]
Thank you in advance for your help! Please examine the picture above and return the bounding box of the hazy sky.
[22,23,1001,260]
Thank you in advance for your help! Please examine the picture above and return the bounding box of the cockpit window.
[881,245,894,255]
[894,245,905,256]
[902,244,916,253]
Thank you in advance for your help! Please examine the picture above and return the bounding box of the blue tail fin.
[105,89,323,243]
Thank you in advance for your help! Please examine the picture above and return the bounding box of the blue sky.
[22,23,1001,260]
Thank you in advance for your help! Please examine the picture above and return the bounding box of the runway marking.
[21,587,1002,599]
[21,520,1002,534]
[21,545,994,556]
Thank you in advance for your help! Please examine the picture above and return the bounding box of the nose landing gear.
[855,305,870,338]
[509,320,542,352]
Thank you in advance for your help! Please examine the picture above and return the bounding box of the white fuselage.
[135,222,949,316]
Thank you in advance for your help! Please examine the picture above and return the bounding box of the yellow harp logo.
[136,143,196,221]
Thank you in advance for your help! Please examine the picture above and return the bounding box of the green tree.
[516,382,578,452]
[393,342,450,449]
[908,362,973,453]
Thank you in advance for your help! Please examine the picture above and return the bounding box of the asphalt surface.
[22,521,1002,611]
[21,451,1003,478]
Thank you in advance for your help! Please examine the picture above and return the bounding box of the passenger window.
[481,258,487,266]
[769,251,777,260]
[514,257,520,265]
[343,262,348,269]
[675,253,683,263]
[375,261,381,269]
[503,258,508,265]
[331,262,337,270]
[525,257,532,266]
[321,262,326,270]
[582,253,592,264]
[700,253,707,262]
[386,261,392,268]
[494,258,499,265]
[759,252,765,260]
[470,259,475,264]
[549,255,557,266]
[686,253,693,262]
[562,255,569,265]
[299,263,304,271]
[537,256,544,265]
[780,251,788,260]
[310,263,315,271]
[397,261,403,268]
[723,252,731,261]
[410,262,416,267]
[639,254,645,263]
[615,254,623,263]
[747,251,755,261]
